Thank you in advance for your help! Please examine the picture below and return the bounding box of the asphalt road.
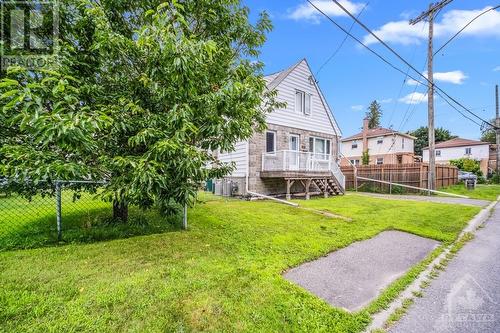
[390,202,500,333]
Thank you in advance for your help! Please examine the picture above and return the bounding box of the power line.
[316,2,369,78]
[434,5,500,56]
[327,0,498,130]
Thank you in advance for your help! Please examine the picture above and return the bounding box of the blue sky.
[243,0,500,139]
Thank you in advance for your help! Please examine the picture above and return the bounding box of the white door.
[289,135,300,170]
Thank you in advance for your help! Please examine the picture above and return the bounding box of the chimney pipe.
[362,118,369,153]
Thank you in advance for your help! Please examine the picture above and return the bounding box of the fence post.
[182,204,188,230]
[55,181,62,241]
[389,171,393,194]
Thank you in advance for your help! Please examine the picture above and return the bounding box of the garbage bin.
[465,179,476,190]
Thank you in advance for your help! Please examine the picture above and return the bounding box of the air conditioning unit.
[223,180,232,197]
[214,180,223,196]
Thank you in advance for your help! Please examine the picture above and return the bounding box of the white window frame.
[436,150,441,157]
[377,137,383,145]
[402,138,405,149]
[465,147,472,155]
[295,90,312,116]
[376,157,384,165]
[309,137,331,159]
[265,131,276,154]
[351,140,358,149]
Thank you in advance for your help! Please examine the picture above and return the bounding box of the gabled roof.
[263,58,342,137]
[341,127,416,142]
[423,137,489,150]
[264,59,303,91]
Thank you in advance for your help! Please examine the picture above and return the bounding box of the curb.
[365,197,499,332]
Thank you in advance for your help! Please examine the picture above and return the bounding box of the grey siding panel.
[266,61,338,136]
[218,141,248,177]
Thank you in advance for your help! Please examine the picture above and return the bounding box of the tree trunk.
[113,200,129,223]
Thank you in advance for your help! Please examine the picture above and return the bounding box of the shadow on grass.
[0,203,182,251]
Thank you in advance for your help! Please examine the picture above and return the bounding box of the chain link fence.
[0,180,181,251]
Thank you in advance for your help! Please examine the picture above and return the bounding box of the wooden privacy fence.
[341,163,459,193]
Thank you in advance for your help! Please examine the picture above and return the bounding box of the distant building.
[422,138,490,176]
[341,118,416,166]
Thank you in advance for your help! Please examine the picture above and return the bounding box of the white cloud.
[288,0,365,23]
[399,92,427,105]
[351,104,364,111]
[406,71,468,85]
[494,66,500,71]
[363,6,500,45]
[428,70,468,84]
[379,98,393,103]
[406,78,420,86]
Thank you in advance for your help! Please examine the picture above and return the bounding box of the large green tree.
[408,126,456,156]
[0,0,280,221]
[480,119,497,144]
[365,100,382,129]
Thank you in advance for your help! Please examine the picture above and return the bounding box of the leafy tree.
[365,100,382,129]
[408,126,456,156]
[480,118,497,144]
[450,158,483,178]
[362,150,370,165]
[0,0,280,222]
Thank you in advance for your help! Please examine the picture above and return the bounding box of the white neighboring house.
[422,138,490,175]
[216,59,345,199]
[341,118,416,166]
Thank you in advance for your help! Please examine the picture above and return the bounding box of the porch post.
[286,179,292,201]
[324,178,329,198]
[305,178,312,200]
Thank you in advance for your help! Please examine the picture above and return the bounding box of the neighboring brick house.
[340,118,416,166]
[216,59,345,199]
[422,138,492,176]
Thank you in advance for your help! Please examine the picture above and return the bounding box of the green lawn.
[0,193,480,332]
[440,184,500,201]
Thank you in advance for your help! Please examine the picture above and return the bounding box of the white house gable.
[266,60,341,136]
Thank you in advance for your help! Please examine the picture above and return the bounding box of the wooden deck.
[260,171,332,179]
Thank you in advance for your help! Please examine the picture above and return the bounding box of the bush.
[450,158,483,177]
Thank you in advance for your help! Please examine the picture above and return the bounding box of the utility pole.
[410,0,453,192]
[496,84,500,175]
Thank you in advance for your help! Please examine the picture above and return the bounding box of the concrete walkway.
[284,231,439,312]
[390,202,500,333]
[352,192,490,207]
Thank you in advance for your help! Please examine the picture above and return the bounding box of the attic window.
[377,137,383,144]
[352,140,358,149]
[295,90,312,115]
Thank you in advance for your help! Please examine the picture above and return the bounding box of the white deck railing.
[262,150,345,190]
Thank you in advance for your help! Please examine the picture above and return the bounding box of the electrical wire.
[325,0,499,130]
[315,2,369,78]
[434,5,500,56]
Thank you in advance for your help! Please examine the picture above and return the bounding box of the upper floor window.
[465,147,472,155]
[266,131,276,153]
[436,150,441,157]
[377,137,383,144]
[402,138,405,149]
[376,157,384,165]
[352,140,358,149]
[295,90,312,115]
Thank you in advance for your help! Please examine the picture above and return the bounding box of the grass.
[0,192,180,250]
[440,184,500,201]
[0,193,480,332]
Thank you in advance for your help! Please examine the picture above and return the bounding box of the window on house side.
[266,131,276,153]
[295,90,311,115]
[402,138,405,149]
[465,147,472,155]
[377,137,383,144]
[352,140,358,149]
[376,158,383,165]
[436,150,441,157]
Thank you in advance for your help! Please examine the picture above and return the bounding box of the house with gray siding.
[216,59,345,199]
